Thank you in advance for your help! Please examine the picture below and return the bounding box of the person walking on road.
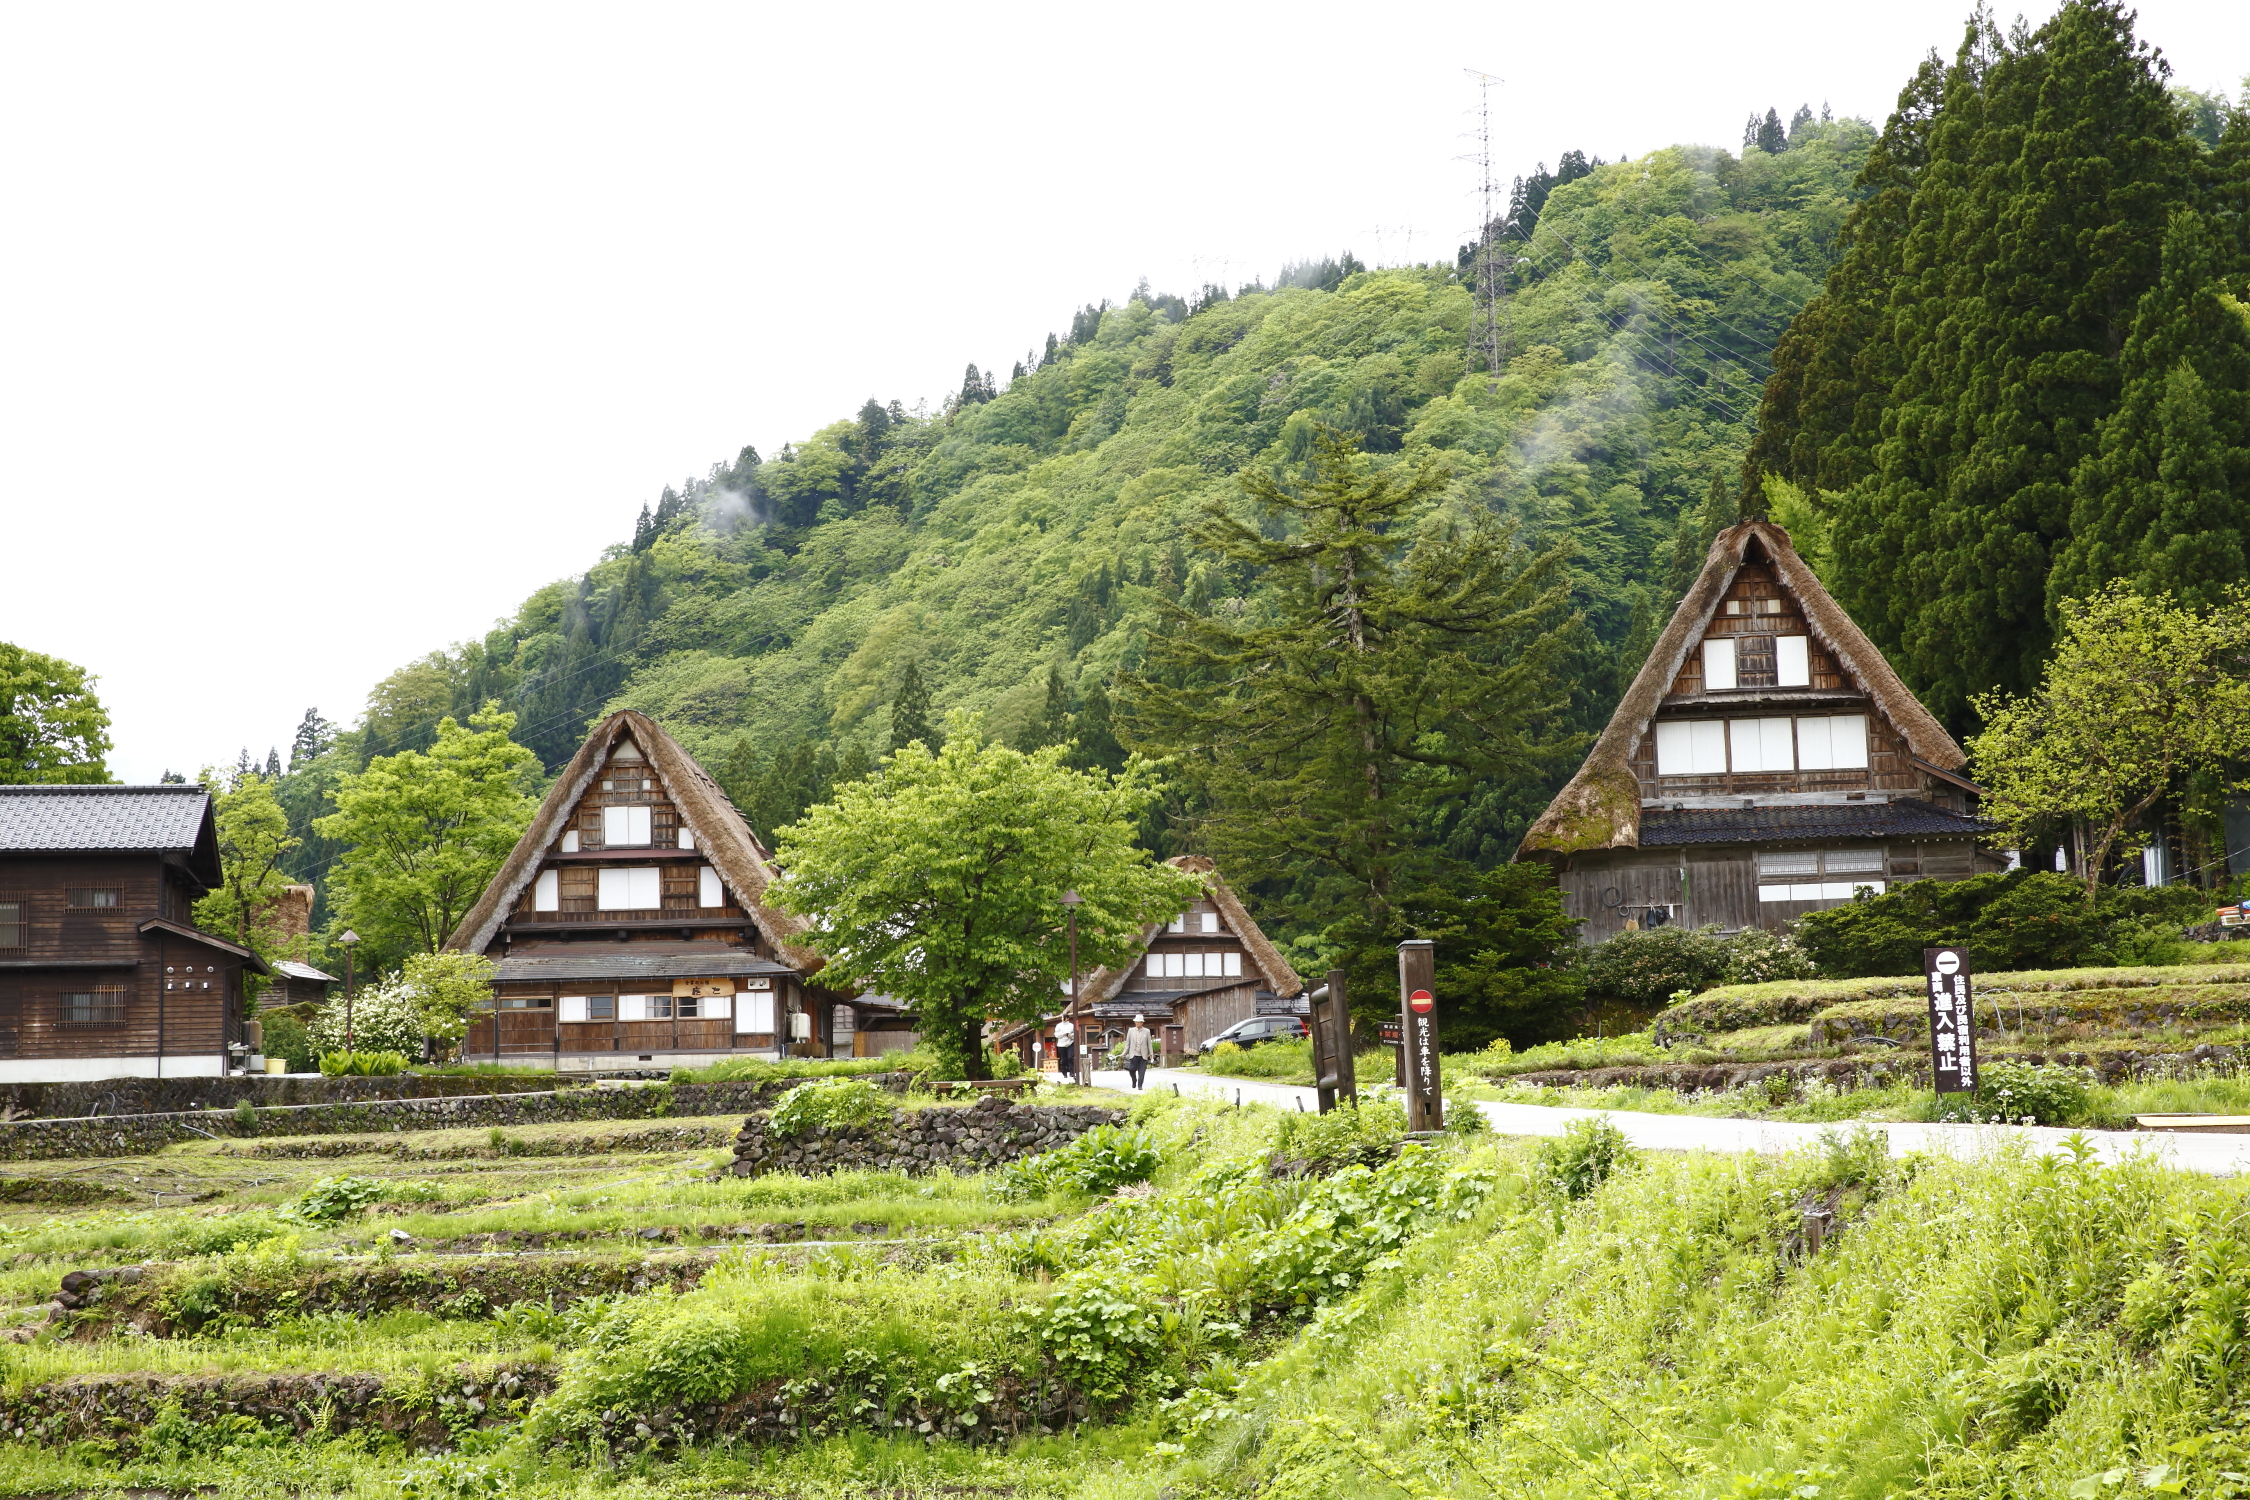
[1053,1017,1076,1083]
[1122,1014,1153,1091]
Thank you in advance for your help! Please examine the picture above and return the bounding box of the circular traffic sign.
[1409,989,1434,1014]
[1934,951,1960,976]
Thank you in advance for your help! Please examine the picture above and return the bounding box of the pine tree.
[1064,678,1129,777]
[1754,108,1788,154]
[263,748,282,779]
[889,660,940,753]
[1014,665,1073,751]
[289,708,334,771]
[2052,206,2250,608]
[1787,104,1815,144]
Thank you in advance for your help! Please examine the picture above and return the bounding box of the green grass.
[671,1050,938,1084]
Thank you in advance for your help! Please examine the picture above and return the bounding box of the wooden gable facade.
[0,785,269,1081]
[1519,521,2000,941]
[997,856,1303,1064]
[446,710,848,1069]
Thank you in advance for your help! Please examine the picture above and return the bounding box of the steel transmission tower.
[1465,69,1507,387]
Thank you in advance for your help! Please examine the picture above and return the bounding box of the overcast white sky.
[2,1,2241,783]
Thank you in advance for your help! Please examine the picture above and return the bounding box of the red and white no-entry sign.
[1408,989,1434,1014]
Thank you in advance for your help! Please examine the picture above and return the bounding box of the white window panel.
[1729,718,1795,773]
[1163,952,1183,978]
[1824,849,1884,874]
[1703,637,1738,691]
[678,827,696,850]
[1798,714,1872,770]
[699,866,724,908]
[1222,951,1242,977]
[1146,954,1162,977]
[1776,635,1810,687]
[1757,852,1819,877]
[1168,914,1185,933]
[1829,880,1884,898]
[1200,911,1219,933]
[533,870,559,912]
[603,805,652,846]
[618,994,649,1021]
[1185,953,1206,978]
[1654,720,1728,776]
[738,991,774,1033]
[598,866,662,909]
[560,830,580,853]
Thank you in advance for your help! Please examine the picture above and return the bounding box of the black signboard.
[1923,946,1978,1095]
[1398,940,1443,1132]
[1379,1020,1402,1046]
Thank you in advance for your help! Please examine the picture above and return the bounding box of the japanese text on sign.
[1922,946,1978,1095]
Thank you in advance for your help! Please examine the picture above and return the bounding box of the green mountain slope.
[343,124,1875,863]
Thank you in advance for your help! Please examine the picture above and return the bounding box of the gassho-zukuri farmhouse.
[1518,520,2002,942]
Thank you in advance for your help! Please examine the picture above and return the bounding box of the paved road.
[1080,1065,2250,1178]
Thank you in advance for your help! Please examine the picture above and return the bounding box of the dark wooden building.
[0,785,269,1081]
[1519,521,2000,940]
[446,710,864,1069]
[996,856,1303,1066]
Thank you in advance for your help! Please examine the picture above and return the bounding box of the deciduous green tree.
[769,715,1203,1079]
[316,706,537,963]
[0,643,112,784]
[399,949,497,1050]
[1969,586,2250,901]
[192,770,301,971]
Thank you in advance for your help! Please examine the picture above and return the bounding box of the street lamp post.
[1060,890,1084,1086]
[338,930,360,1052]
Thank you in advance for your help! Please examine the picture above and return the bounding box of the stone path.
[1098,1066,2250,1178]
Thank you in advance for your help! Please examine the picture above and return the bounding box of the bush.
[255,1009,318,1073]
[319,1050,408,1077]
[1722,927,1820,986]
[1204,1036,1313,1080]
[999,1124,1161,1199]
[1584,926,1734,1005]
[1533,1117,1637,1198]
[1935,1061,2093,1126]
[1270,1097,1407,1175]
[308,978,427,1058]
[283,1174,386,1224]
[767,1077,895,1138]
[1792,871,2212,979]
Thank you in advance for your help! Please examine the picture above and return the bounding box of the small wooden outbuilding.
[1518,521,2001,939]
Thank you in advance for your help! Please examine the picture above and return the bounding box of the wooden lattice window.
[65,889,119,909]
[0,897,22,951]
[59,988,126,1027]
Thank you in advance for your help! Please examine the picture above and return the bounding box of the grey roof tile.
[1638,798,1994,847]
[495,949,796,984]
[0,785,210,852]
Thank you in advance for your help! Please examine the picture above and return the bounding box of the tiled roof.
[0,785,210,852]
[1637,798,1994,847]
[494,947,797,984]
[274,960,338,983]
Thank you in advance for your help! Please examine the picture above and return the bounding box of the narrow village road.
[1090,1065,2250,1179]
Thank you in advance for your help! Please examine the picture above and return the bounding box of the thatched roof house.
[996,855,1302,1061]
[445,709,853,1068]
[1519,521,1997,941]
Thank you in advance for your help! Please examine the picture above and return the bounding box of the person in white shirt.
[1053,1017,1076,1081]
[1122,1014,1153,1090]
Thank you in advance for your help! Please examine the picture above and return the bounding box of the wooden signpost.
[1923,946,1978,1095]
[1307,967,1357,1113]
[1398,940,1443,1132]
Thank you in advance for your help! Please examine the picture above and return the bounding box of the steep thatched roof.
[1078,854,1303,1003]
[445,709,820,970]
[1518,521,1964,861]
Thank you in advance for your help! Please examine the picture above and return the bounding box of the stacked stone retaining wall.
[0,1073,567,1122]
[1503,1043,2248,1095]
[728,1093,1124,1177]
[0,1077,906,1161]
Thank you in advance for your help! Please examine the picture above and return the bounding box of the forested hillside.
[305,120,1872,896]
[1750,0,2250,726]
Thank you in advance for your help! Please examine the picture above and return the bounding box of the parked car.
[1197,1015,1307,1056]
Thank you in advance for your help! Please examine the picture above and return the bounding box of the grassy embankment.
[0,1078,2244,1497]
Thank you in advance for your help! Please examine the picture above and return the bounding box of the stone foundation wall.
[1503,1043,2247,1096]
[0,1073,567,1122]
[0,1077,907,1161]
[727,1094,1124,1177]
